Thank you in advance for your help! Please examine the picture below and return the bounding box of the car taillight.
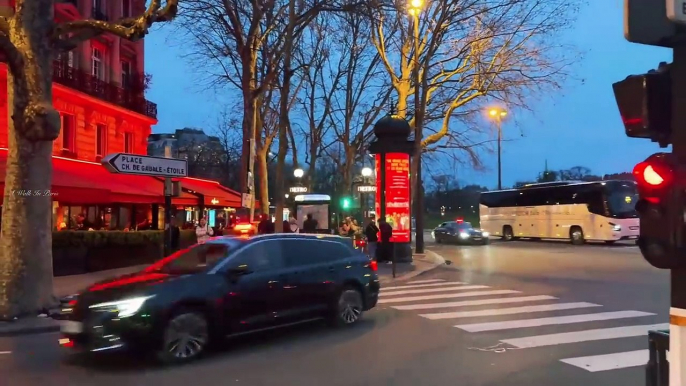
[369,260,378,271]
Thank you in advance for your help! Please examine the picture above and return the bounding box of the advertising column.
[374,153,411,243]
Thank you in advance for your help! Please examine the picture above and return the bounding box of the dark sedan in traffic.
[57,234,380,363]
[432,221,490,245]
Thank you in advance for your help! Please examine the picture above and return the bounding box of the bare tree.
[369,0,580,158]
[295,12,391,198]
[0,1,178,319]
[174,0,287,204]
[212,108,245,190]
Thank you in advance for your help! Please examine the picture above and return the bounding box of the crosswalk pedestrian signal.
[612,62,672,147]
[633,153,686,269]
[341,197,351,209]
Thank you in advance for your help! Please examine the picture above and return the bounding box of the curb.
[379,249,446,284]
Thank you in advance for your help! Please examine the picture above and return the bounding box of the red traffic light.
[633,153,675,202]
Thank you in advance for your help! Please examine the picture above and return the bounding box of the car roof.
[209,233,351,244]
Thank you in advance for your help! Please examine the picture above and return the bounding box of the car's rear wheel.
[329,287,364,327]
[157,310,209,364]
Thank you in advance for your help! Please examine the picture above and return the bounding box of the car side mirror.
[226,266,253,277]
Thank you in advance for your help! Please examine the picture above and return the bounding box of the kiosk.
[293,194,334,234]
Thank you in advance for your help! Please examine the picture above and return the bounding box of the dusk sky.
[143,0,671,190]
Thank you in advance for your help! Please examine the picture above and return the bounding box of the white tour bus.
[479,180,639,244]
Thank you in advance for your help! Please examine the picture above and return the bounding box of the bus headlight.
[609,222,621,232]
[459,232,470,239]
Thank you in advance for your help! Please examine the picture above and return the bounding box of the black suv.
[58,234,380,363]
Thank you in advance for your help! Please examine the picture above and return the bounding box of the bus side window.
[579,189,606,215]
[518,188,547,206]
[550,186,575,205]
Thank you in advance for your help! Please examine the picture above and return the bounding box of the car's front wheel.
[157,309,210,364]
[329,287,364,327]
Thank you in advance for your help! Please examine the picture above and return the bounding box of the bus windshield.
[605,183,638,219]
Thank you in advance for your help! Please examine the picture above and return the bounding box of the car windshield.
[605,183,639,219]
[145,241,240,274]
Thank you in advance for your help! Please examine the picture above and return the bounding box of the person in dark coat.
[257,214,275,234]
[282,220,292,233]
[302,213,318,233]
[377,217,393,263]
[364,215,379,260]
[165,217,180,254]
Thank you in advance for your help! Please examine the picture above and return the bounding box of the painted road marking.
[380,285,489,297]
[455,311,655,332]
[392,295,558,311]
[502,323,670,348]
[382,282,465,291]
[420,302,602,320]
[560,350,649,372]
[407,279,445,284]
[378,290,521,304]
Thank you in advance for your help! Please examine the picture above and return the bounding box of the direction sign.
[102,153,188,177]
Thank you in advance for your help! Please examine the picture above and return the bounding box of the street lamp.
[409,0,425,253]
[293,168,304,178]
[361,167,373,177]
[487,107,508,190]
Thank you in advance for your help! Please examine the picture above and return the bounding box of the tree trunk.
[239,50,258,195]
[256,149,269,216]
[0,0,61,319]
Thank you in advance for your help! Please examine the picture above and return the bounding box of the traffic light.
[612,62,672,147]
[633,153,686,269]
[341,197,351,209]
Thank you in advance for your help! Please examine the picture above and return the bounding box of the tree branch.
[52,0,179,46]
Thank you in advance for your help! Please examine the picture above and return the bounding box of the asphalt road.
[0,237,666,386]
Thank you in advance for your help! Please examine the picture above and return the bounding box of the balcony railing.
[53,60,157,119]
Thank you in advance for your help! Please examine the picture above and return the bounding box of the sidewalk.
[377,249,446,285]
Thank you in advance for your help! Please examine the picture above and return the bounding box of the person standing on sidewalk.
[364,215,379,260]
[196,216,214,244]
[378,217,393,264]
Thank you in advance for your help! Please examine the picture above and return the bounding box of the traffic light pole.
[670,44,686,386]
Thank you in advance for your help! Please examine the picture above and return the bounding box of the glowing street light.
[487,107,508,190]
[293,168,304,178]
[408,0,423,15]
[361,167,373,177]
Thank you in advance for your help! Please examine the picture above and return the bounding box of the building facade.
[0,1,242,231]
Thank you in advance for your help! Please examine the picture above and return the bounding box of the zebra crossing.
[378,278,667,374]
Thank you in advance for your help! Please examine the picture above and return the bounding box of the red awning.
[172,177,242,207]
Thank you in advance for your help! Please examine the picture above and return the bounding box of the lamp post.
[409,0,425,253]
[488,108,508,190]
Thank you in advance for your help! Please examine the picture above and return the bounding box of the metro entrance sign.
[102,153,188,177]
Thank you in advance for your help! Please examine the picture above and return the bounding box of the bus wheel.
[502,226,514,241]
[570,227,585,245]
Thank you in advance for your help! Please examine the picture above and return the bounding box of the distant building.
[148,128,226,181]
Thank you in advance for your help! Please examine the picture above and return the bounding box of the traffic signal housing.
[612,62,672,147]
[341,197,351,209]
[633,152,686,269]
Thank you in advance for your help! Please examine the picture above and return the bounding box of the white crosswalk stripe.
[382,282,465,291]
[391,295,558,311]
[406,279,446,284]
[378,289,521,304]
[420,302,602,320]
[455,311,655,332]
[501,323,670,348]
[380,285,489,297]
[560,350,649,372]
[378,278,665,376]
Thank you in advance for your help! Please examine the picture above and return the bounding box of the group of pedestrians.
[256,213,320,235]
[364,214,393,263]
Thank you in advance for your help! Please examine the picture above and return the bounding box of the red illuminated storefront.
[0,1,243,230]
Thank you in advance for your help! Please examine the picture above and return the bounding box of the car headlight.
[89,296,155,318]
[459,232,470,239]
[609,222,621,232]
[482,232,490,237]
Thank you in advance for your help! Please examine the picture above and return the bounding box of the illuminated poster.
[375,153,411,242]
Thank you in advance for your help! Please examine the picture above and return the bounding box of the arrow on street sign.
[102,153,188,178]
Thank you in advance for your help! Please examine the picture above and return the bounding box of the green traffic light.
[342,198,350,208]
